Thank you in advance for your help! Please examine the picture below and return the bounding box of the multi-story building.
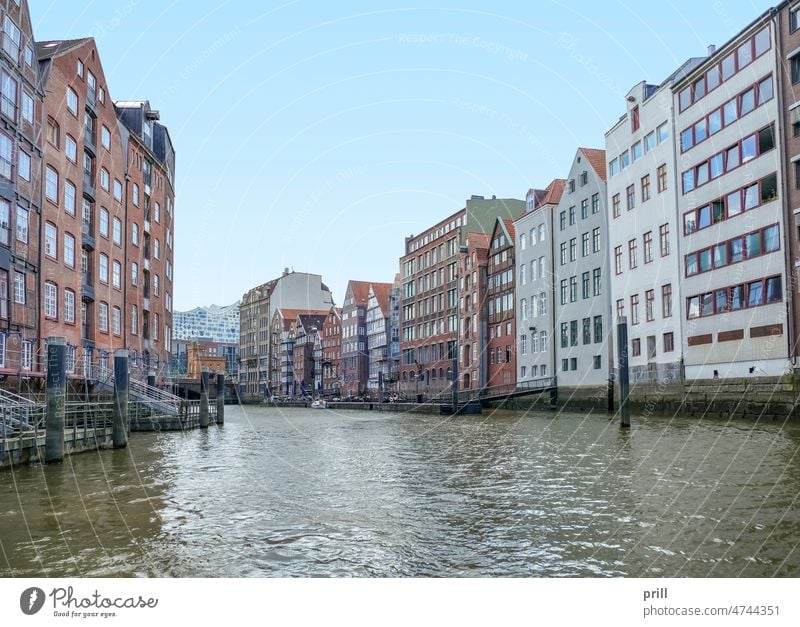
[553,149,611,397]
[341,280,372,398]
[174,302,239,344]
[777,2,800,359]
[398,196,525,398]
[239,270,334,397]
[674,18,789,379]
[321,307,341,397]
[291,312,326,398]
[486,218,517,391]
[172,338,238,378]
[38,38,127,381]
[270,307,328,398]
[365,282,396,396]
[456,232,489,392]
[606,64,703,385]
[0,0,41,378]
[115,100,175,382]
[515,180,564,385]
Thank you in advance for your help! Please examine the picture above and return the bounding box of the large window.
[683,173,777,235]
[64,233,75,267]
[64,289,75,323]
[44,281,57,318]
[0,199,8,245]
[99,302,109,332]
[1,71,17,120]
[685,223,780,276]
[2,16,20,61]
[0,132,11,180]
[45,222,57,258]
[46,166,58,202]
[15,206,27,242]
[686,275,782,319]
[99,253,109,283]
[662,284,672,318]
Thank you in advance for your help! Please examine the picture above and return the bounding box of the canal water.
[1,406,799,577]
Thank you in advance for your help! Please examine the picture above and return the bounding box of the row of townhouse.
[0,0,175,388]
[238,272,400,400]
[397,3,800,399]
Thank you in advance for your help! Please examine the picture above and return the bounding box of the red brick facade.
[486,219,517,391]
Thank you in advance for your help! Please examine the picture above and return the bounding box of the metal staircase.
[0,389,44,435]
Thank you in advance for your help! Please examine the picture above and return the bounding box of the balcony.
[83,172,96,201]
[81,221,95,250]
[82,271,95,302]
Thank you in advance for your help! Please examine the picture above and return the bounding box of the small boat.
[310,399,327,409]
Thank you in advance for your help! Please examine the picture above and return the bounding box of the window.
[631,105,639,132]
[582,271,590,299]
[592,227,600,253]
[13,270,24,303]
[612,193,620,218]
[614,246,622,275]
[581,232,589,257]
[47,118,59,147]
[133,183,139,206]
[113,179,123,201]
[616,299,624,320]
[592,268,601,296]
[560,242,567,265]
[569,238,576,261]
[113,217,121,245]
[112,260,121,289]
[45,222,57,258]
[632,141,642,161]
[0,201,7,245]
[21,341,31,371]
[592,193,600,214]
[1,16,19,61]
[13,148,30,181]
[131,305,138,335]
[46,166,58,202]
[100,167,109,190]
[663,332,674,353]
[641,174,651,202]
[99,302,108,332]
[64,233,75,267]
[112,306,121,335]
[63,135,78,163]
[154,203,161,223]
[66,87,78,115]
[793,5,800,33]
[0,132,11,181]
[44,281,57,318]
[580,198,588,220]
[626,184,635,211]
[644,131,656,153]
[628,239,637,269]
[569,206,575,225]
[659,224,670,256]
[1,72,17,120]
[594,316,602,344]
[132,223,139,245]
[660,284,672,319]
[64,289,75,323]
[569,277,577,302]
[131,262,138,286]
[645,290,655,322]
[583,317,591,344]
[657,122,668,144]
[99,253,108,283]
[15,206,27,242]
[632,338,641,357]
[101,126,111,150]
[99,207,109,237]
[154,239,160,259]
[570,320,578,346]
[560,322,568,348]
[631,294,640,325]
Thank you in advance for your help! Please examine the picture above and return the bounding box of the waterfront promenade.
[1,405,797,578]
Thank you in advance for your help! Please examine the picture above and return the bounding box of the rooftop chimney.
[708,44,716,56]
[283,267,289,276]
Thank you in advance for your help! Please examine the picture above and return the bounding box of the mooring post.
[452,357,459,413]
[617,316,631,428]
[147,370,156,389]
[215,372,225,425]
[112,349,129,448]
[200,367,210,429]
[45,337,67,464]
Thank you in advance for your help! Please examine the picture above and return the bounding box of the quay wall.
[0,427,114,469]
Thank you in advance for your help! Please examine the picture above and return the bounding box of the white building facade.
[674,20,790,379]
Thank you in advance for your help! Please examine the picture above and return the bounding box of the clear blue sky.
[31,0,772,310]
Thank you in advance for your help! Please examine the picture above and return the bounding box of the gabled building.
[270,306,329,398]
[553,149,611,398]
[0,0,41,378]
[321,307,342,397]
[456,232,490,392]
[341,280,372,398]
[515,180,564,385]
[291,312,326,398]
[365,281,396,397]
[486,218,517,391]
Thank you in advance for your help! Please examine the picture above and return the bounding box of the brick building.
[0,0,41,378]
[456,232,489,392]
[291,312,326,397]
[486,218,517,391]
[398,196,525,399]
[341,280,372,398]
[321,307,341,397]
